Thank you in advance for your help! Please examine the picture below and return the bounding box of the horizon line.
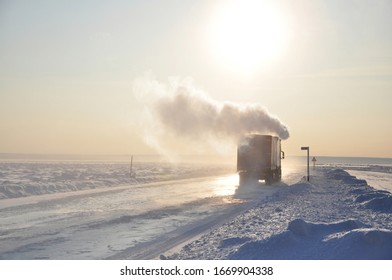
[0,153,392,160]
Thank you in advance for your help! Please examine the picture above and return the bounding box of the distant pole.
[301,147,310,181]
[130,155,133,178]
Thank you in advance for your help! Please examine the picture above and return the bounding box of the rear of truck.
[237,134,283,185]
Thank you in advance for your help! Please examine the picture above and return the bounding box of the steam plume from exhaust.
[133,75,289,156]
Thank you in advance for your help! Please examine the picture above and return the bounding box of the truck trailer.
[237,134,284,186]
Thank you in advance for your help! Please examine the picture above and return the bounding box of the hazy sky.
[1,0,391,158]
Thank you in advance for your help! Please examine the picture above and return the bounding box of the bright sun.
[209,0,290,74]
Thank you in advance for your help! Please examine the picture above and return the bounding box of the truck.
[237,134,285,186]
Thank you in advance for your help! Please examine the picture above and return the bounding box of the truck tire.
[277,168,282,182]
[239,172,248,186]
[265,173,272,185]
[266,171,281,185]
[240,172,258,186]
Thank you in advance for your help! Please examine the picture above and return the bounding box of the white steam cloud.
[133,75,289,156]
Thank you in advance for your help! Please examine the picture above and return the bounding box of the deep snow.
[165,168,392,260]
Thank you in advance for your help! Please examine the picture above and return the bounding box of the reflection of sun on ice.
[209,0,290,74]
[212,174,239,196]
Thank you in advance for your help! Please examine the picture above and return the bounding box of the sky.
[0,0,391,158]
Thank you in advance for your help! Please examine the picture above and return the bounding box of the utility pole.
[301,147,310,181]
[130,155,133,178]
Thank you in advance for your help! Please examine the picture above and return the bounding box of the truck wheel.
[265,178,270,185]
[240,172,257,186]
[265,174,272,185]
[278,168,282,181]
[273,171,280,183]
[239,172,248,186]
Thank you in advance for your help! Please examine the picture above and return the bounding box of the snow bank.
[354,191,390,203]
[287,218,368,237]
[230,219,392,260]
[326,169,392,213]
[282,181,314,194]
[362,196,392,212]
[218,237,252,249]
[326,169,367,186]
[346,169,392,193]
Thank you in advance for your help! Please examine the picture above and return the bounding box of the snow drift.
[326,169,392,213]
[230,219,392,260]
[361,194,392,213]
[326,169,368,186]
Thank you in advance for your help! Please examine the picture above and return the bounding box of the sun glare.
[212,174,238,196]
[209,0,290,75]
